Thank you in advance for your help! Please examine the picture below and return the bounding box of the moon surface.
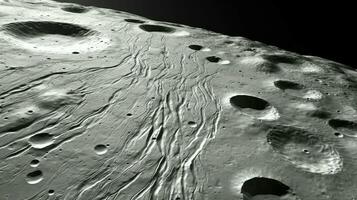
[0,0,357,199]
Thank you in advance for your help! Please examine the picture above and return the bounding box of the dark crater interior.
[61,6,89,13]
[2,21,94,38]
[27,170,42,178]
[30,159,40,165]
[230,95,270,110]
[206,56,222,63]
[274,80,304,90]
[328,119,357,131]
[124,19,145,24]
[139,24,175,33]
[241,177,290,199]
[188,44,203,51]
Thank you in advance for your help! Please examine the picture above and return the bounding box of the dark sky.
[55,0,356,67]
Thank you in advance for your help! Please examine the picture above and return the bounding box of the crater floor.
[0,1,357,200]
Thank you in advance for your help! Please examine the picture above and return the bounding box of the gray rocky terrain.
[0,0,357,199]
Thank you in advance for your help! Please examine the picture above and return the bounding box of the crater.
[206,56,222,63]
[274,80,304,90]
[241,177,290,199]
[124,19,145,23]
[188,44,203,51]
[48,189,55,195]
[267,125,342,174]
[94,144,108,155]
[139,24,175,33]
[1,21,110,54]
[3,21,94,38]
[28,133,54,149]
[334,132,344,138]
[30,159,40,167]
[230,95,270,111]
[26,170,43,184]
[187,121,197,127]
[61,5,89,13]
[328,119,357,137]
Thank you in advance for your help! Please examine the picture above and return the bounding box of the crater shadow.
[206,56,222,63]
[188,44,203,51]
[230,95,270,110]
[139,24,175,33]
[124,19,145,23]
[274,80,304,90]
[61,6,89,13]
[241,177,290,200]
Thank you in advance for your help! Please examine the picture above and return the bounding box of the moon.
[0,0,356,199]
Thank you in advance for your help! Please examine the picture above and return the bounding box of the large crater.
[1,21,110,54]
[2,21,94,38]
[267,125,343,174]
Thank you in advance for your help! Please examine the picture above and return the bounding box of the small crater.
[274,80,304,90]
[230,95,270,111]
[124,19,145,23]
[241,177,290,199]
[94,144,108,155]
[48,189,55,195]
[30,159,40,167]
[262,54,300,64]
[334,132,344,138]
[188,44,203,51]
[328,119,357,137]
[28,133,54,149]
[26,170,43,184]
[61,5,89,13]
[139,24,175,33]
[3,21,94,38]
[267,125,342,174]
[187,121,197,127]
[206,56,222,63]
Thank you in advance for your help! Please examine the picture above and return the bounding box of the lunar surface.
[0,0,357,200]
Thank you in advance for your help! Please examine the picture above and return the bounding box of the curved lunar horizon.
[0,0,357,200]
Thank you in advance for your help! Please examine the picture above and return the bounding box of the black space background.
[55,0,356,68]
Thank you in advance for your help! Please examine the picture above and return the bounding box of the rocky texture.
[0,0,357,199]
